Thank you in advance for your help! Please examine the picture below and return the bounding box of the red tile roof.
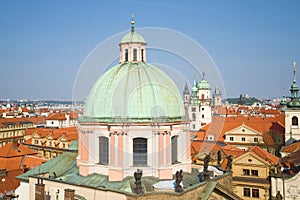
[0,169,23,195]
[197,115,285,146]
[22,155,46,169]
[0,142,36,158]
[47,112,67,120]
[281,141,300,154]
[280,149,300,167]
[249,146,279,165]
[0,116,45,128]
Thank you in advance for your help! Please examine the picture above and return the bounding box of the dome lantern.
[119,16,147,63]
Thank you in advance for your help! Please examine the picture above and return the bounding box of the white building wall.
[285,110,300,141]
[15,182,30,200]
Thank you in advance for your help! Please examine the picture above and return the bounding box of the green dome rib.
[83,62,185,122]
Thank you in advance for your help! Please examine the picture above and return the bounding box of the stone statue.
[203,154,211,181]
[226,155,233,171]
[204,154,210,172]
[175,170,183,193]
[134,169,143,194]
[276,191,283,200]
[276,163,282,175]
[217,150,222,169]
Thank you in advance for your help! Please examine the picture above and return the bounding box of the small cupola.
[119,15,147,63]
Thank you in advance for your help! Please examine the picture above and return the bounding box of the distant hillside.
[225,97,262,105]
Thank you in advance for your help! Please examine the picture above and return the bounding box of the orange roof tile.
[0,169,23,194]
[0,116,45,128]
[248,146,279,165]
[22,155,46,169]
[199,115,285,145]
[69,111,79,119]
[0,142,36,158]
[281,141,300,153]
[47,113,66,120]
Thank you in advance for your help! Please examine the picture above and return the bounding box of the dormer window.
[125,49,128,62]
[133,48,137,61]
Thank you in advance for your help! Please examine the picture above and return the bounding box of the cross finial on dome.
[202,72,205,80]
[131,13,135,32]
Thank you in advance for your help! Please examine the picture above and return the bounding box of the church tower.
[187,73,212,131]
[213,86,222,106]
[284,61,300,143]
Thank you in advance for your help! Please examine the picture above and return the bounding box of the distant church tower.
[213,86,222,106]
[185,73,212,131]
[285,61,300,143]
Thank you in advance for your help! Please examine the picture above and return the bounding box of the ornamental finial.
[294,61,296,75]
[131,13,135,32]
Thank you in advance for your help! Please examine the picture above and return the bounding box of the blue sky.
[0,1,300,100]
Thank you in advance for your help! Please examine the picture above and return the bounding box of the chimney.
[64,189,75,200]
[12,140,19,151]
[35,178,45,200]
[0,169,6,177]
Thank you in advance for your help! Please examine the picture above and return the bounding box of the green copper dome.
[197,79,210,89]
[83,62,185,122]
[121,31,146,44]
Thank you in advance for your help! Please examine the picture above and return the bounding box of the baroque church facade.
[183,76,213,131]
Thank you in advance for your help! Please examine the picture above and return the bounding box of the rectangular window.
[99,137,109,165]
[192,124,195,129]
[133,138,147,166]
[243,169,250,176]
[243,188,251,197]
[133,48,137,61]
[171,136,178,164]
[141,49,144,61]
[251,170,258,176]
[242,137,245,142]
[229,137,234,141]
[125,49,128,61]
[252,189,259,198]
[254,137,258,142]
[191,107,196,112]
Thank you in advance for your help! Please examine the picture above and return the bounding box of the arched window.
[133,138,147,166]
[99,137,109,165]
[133,48,137,61]
[171,136,178,164]
[125,49,128,62]
[192,113,196,121]
[141,49,144,62]
[292,116,298,126]
[201,94,205,100]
